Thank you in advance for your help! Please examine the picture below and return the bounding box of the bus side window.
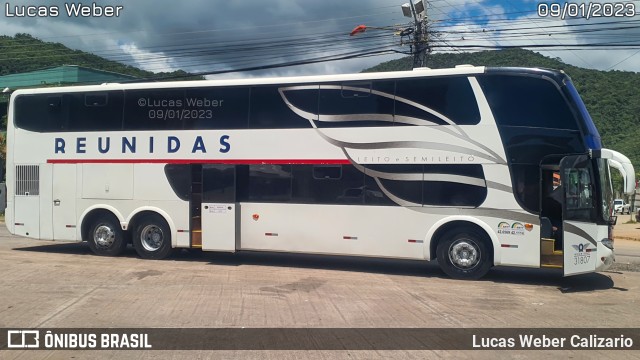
[14,94,65,132]
[249,85,314,129]
[317,81,395,128]
[124,89,185,130]
[184,87,250,130]
[313,165,341,180]
[69,91,123,131]
[394,77,480,126]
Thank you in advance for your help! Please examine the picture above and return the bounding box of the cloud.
[1,0,639,76]
[119,43,179,73]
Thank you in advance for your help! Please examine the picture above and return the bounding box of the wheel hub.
[94,225,115,249]
[449,240,480,270]
[141,225,164,252]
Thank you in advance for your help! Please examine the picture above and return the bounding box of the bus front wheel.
[436,230,492,280]
[87,215,127,257]
[132,214,172,260]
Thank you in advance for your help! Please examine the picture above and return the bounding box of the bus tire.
[132,214,172,260]
[87,214,127,257]
[436,230,492,280]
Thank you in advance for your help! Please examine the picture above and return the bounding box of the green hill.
[0,33,201,80]
[365,49,640,172]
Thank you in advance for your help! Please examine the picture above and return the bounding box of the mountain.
[0,33,202,81]
[365,49,640,173]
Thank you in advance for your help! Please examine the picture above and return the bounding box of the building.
[0,65,137,89]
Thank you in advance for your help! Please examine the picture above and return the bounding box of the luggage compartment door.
[200,165,236,252]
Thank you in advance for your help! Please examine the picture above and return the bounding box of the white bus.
[5,66,635,279]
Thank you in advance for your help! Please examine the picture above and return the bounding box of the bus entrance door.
[560,155,598,276]
[200,165,237,252]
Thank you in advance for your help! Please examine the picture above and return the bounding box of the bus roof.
[9,66,568,96]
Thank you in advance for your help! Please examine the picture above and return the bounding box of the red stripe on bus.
[265,233,278,236]
[47,159,351,165]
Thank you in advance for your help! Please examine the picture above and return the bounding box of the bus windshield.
[564,79,602,150]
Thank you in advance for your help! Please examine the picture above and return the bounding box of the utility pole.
[402,0,428,68]
[349,0,429,67]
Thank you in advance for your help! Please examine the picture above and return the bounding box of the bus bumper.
[596,241,615,272]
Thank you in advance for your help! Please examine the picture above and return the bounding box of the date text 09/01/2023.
[538,2,636,20]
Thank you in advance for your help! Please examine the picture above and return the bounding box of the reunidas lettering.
[54,135,231,155]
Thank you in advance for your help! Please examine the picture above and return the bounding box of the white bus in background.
[5,66,635,279]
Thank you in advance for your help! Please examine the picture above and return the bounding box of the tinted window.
[422,164,487,207]
[202,164,235,202]
[313,165,341,180]
[512,164,540,213]
[368,165,424,205]
[364,164,487,207]
[499,127,585,164]
[184,87,249,129]
[364,172,396,206]
[562,156,597,222]
[164,164,191,201]
[395,76,480,125]
[291,165,365,205]
[15,91,124,132]
[317,81,395,127]
[250,85,315,129]
[124,89,185,130]
[479,75,579,130]
[124,87,250,130]
[245,164,292,202]
[422,182,487,207]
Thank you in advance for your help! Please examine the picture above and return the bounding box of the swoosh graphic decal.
[318,132,504,164]
[563,222,597,246]
[278,81,506,164]
[363,166,487,188]
[485,180,513,193]
[320,84,460,130]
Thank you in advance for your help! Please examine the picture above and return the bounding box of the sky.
[2,0,640,78]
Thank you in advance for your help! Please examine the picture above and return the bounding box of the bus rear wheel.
[436,230,492,280]
[87,215,127,257]
[132,214,172,260]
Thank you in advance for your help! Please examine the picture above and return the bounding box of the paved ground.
[611,222,640,272]
[613,221,640,241]
[0,224,639,359]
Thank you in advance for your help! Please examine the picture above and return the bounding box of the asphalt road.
[0,225,639,359]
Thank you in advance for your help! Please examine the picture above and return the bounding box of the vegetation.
[365,49,640,177]
[0,33,202,81]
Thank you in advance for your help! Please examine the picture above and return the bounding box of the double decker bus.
[5,66,635,279]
